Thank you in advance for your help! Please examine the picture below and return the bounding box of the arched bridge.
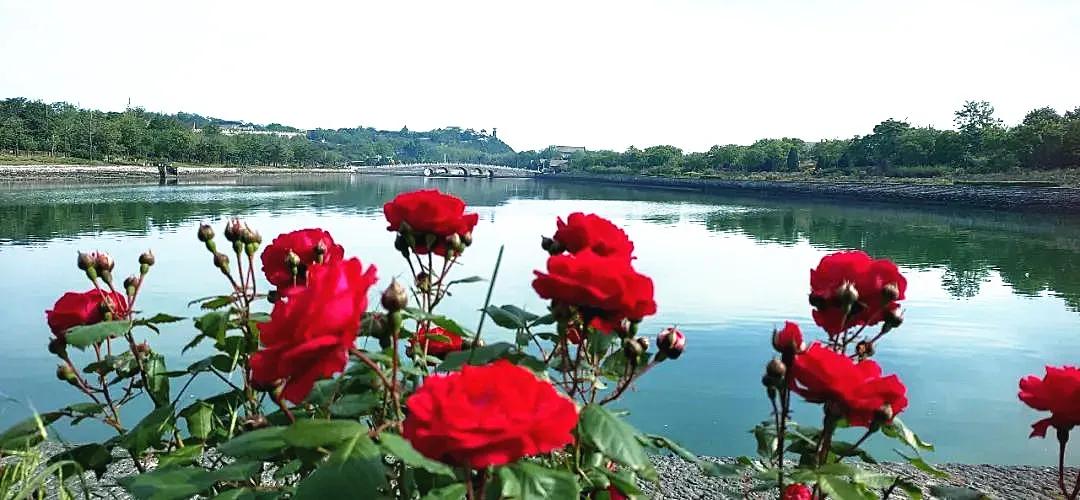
[351,163,542,178]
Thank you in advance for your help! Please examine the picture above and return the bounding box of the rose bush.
[3,188,1004,500]
[1018,365,1080,499]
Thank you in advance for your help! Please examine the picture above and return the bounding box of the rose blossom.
[772,321,804,354]
[782,484,813,500]
[383,189,478,255]
[46,290,129,339]
[792,343,908,427]
[552,212,634,259]
[532,250,656,332]
[260,228,344,289]
[1018,365,1080,438]
[411,325,464,357]
[403,360,578,468]
[809,251,906,336]
[251,257,377,403]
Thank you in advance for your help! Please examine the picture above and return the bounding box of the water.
[1,175,1078,465]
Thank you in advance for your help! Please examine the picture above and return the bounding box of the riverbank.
[544,172,1080,214]
[0,163,352,180]
[19,442,1058,499]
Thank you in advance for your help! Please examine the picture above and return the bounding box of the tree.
[786,147,799,171]
[0,116,32,155]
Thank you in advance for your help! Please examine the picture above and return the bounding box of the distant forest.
[2,97,1079,177]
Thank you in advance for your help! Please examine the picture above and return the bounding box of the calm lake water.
[1,175,1078,465]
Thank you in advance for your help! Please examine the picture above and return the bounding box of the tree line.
[2,97,1079,176]
[0,98,513,167]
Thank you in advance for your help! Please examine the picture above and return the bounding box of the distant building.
[555,146,586,156]
[193,121,307,139]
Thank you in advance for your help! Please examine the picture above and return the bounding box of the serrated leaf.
[65,320,131,349]
[50,443,112,477]
[158,444,204,468]
[120,404,175,456]
[448,275,484,285]
[882,417,934,452]
[437,342,515,372]
[329,393,380,417]
[818,474,875,500]
[138,313,185,325]
[118,460,261,500]
[422,483,467,500]
[577,405,656,481]
[282,419,366,449]
[896,450,948,478]
[378,432,455,477]
[218,427,288,458]
[194,311,228,344]
[294,456,386,500]
[146,353,170,406]
[179,401,213,440]
[200,296,235,310]
[504,462,580,499]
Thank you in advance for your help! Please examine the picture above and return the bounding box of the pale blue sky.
[1,0,1077,152]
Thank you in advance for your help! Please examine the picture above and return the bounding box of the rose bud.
[623,338,645,360]
[77,251,95,271]
[856,340,875,359]
[197,223,215,243]
[123,275,140,295]
[94,252,115,272]
[213,252,230,272]
[881,282,900,302]
[771,321,804,354]
[461,231,473,247]
[267,289,280,303]
[241,227,260,245]
[656,327,686,360]
[313,241,327,263]
[223,218,243,242]
[761,373,781,389]
[766,358,786,378]
[134,342,151,357]
[884,307,903,329]
[139,250,155,267]
[394,234,409,254]
[808,294,827,309]
[381,279,409,312]
[284,250,302,274]
[56,364,77,384]
[835,281,858,307]
[541,236,564,255]
[446,233,464,254]
[635,336,650,353]
[48,337,67,357]
[415,271,431,293]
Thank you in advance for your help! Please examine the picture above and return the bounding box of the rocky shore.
[543,172,1080,214]
[0,164,351,181]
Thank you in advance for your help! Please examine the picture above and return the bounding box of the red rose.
[402,359,578,468]
[251,257,377,403]
[782,483,813,500]
[46,290,129,339]
[384,190,478,255]
[772,321,803,354]
[532,250,656,332]
[792,343,908,427]
[591,485,627,500]
[553,213,634,259]
[260,228,344,289]
[1018,366,1080,438]
[411,325,464,357]
[809,251,907,336]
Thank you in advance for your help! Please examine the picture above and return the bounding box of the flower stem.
[470,245,504,363]
[1059,428,1071,499]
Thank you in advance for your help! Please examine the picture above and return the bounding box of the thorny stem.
[599,363,656,405]
[272,391,295,424]
[350,347,402,431]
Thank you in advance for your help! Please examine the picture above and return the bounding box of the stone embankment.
[545,173,1080,214]
[0,164,351,180]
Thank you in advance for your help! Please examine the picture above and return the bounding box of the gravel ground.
[641,455,1076,499]
[11,444,1073,499]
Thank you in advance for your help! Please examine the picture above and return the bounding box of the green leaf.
[818,475,875,500]
[448,275,485,285]
[294,456,387,500]
[50,443,112,477]
[896,478,924,500]
[882,417,934,452]
[282,419,366,449]
[194,311,228,344]
[273,459,303,480]
[928,485,993,500]
[831,440,878,464]
[329,393,380,417]
[200,295,235,310]
[138,313,185,325]
[529,313,556,327]
[179,401,213,440]
[503,462,580,499]
[422,483,467,500]
[438,342,516,371]
[0,412,61,451]
[248,312,271,323]
[218,427,288,458]
[378,432,455,477]
[210,489,282,500]
[577,405,656,481]
[640,434,739,477]
[64,402,105,416]
[119,460,261,500]
[146,353,170,406]
[896,450,948,479]
[429,315,474,338]
[65,320,131,349]
[158,444,204,468]
[120,404,175,456]
[485,305,526,329]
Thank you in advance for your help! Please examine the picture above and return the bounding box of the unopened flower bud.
[761,373,781,389]
[134,342,151,357]
[635,336,650,353]
[766,358,786,378]
[313,241,327,263]
[223,218,243,242]
[77,251,95,271]
[874,404,894,425]
[656,327,686,360]
[285,250,301,275]
[623,338,645,360]
[48,337,67,357]
[381,279,409,312]
[881,283,900,302]
[461,231,473,247]
[808,294,827,309]
[883,308,903,329]
[267,289,280,304]
[213,252,230,272]
[56,364,77,383]
[139,250,155,267]
[123,275,140,295]
[446,233,464,254]
[415,272,431,293]
[541,236,564,255]
[856,340,875,359]
[394,234,409,255]
[836,281,858,306]
[197,224,215,243]
[94,252,115,272]
[241,227,261,245]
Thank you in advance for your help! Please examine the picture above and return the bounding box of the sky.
[1,0,1078,153]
